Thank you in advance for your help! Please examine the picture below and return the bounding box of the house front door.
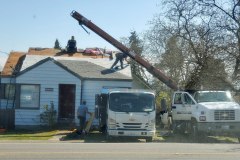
[59,84,76,119]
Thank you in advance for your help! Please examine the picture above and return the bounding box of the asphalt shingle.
[57,60,132,81]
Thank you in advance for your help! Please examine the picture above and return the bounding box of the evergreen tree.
[128,31,145,80]
[54,39,61,49]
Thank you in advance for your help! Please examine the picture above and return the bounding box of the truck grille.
[214,110,235,120]
[117,123,144,130]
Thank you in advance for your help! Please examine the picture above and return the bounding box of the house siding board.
[17,61,79,82]
[15,109,40,125]
[1,77,14,83]
[16,60,81,126]
[0,100,14,109]
[0,77,16,109]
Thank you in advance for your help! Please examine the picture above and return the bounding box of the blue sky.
[0,0,160,56]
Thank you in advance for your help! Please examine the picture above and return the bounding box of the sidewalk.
[49,130,72,141]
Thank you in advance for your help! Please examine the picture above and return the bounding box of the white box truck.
[95,89,156,142]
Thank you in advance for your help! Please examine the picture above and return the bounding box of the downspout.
[80,80,84,104]
[0,73,1,109]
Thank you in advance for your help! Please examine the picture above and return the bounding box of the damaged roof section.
[1,52,26,76]
[28,48,60,56]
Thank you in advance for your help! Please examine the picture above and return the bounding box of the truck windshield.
[109,93,155,112]
[194,91,233,103]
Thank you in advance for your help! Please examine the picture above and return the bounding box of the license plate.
[222,125,230,130]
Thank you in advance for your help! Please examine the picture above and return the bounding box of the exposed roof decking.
[1,52,26,76]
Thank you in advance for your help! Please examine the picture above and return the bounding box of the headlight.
[108,118,116,129]
[199,116,206,121]
[150,119,155,124]
[108,118,116,124]
[148,119,155,128]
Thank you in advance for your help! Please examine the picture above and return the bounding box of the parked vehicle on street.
[171,90,240,141]
[95,88,156,142]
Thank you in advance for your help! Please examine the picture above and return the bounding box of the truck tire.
[190,119,199,142]
[146,137,153,142]
[105,133,113,142]
[172,121,186,134]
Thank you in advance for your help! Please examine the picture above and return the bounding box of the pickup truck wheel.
[146,137,153,142]
[172,121,186,134]
[190,120,199,142]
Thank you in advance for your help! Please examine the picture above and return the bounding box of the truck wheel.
[172,121,185,134]
[105,134,113,141]
[172,121,180,134]
[146,137,153,142]
[190,120,199,142]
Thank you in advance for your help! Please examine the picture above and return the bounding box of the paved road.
[0,142,239,160]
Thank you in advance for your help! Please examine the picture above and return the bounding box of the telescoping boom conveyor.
[71,11,178,90]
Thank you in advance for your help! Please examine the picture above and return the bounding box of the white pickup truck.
[171,90,240,141]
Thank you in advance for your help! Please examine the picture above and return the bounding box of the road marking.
[0,151,240,156]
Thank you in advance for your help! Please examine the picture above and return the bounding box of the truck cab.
[95,88,156,142]
[171,91,240,140]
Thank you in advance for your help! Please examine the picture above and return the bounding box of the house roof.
[57,59,131,81]
[1,52,26,76]
[3,48,132,81]
[18,55,132,81]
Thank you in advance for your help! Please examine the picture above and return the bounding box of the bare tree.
[150,0,230,90]
[197,0,240,87]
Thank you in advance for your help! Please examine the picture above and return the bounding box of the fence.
[0,109,15,129]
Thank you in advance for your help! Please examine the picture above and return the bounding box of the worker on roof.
[110,52,128,70]
[67,36,77,53]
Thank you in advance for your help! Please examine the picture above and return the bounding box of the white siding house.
[15,59,81,126]
[12,55,132,127]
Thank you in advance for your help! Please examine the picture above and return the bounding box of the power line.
[0,50,9,55]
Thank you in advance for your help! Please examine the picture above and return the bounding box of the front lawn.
[0,129,57,140]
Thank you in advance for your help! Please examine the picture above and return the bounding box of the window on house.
[0,84,15,100]
[20,84,40,109]
[4,84,15,100]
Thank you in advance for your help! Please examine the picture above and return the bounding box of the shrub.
[40,102,57,128]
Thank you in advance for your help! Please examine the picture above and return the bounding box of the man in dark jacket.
[110,52,128,70]
[67,36,77,53]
